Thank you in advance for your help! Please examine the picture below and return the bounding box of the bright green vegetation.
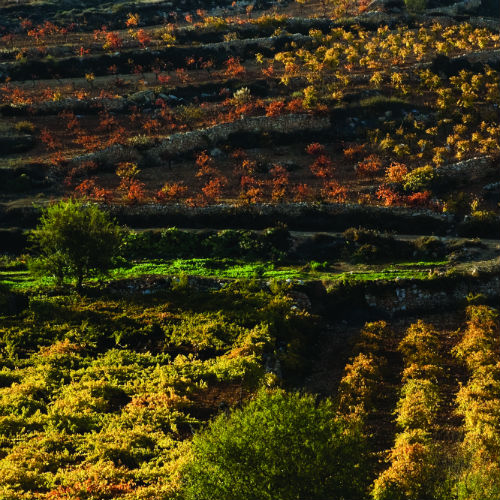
[0,262,498,499]
[28,199,122,290]
[0,257,444,290]
[183,389,368,500]
[0,283,316,499]
[112,258,437,281]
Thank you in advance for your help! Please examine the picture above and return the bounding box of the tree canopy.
[29,199,122,289]
[182,388,368,500]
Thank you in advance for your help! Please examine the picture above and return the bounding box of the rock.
[439,156,495,183]
[366,0,403,11]
[129,90,155,105]
[427,0,482,15]
[210,147,223,157]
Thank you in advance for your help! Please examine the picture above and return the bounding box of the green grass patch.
[0,258,447,291]
[112,258,437,283]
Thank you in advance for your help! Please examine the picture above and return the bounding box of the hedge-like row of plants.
[372,320,445,500]
[453,306,500,500]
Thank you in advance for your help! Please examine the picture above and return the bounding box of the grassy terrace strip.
[0,258,442,290]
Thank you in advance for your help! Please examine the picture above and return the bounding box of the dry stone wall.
[362,260,500,316]
[70,113,331,167]
[364,275,500,316]
[439,156,496,183]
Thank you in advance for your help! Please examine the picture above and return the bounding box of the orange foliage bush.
[406,191,432,207]
[269,165,289,202]
[40,129,60,150]
[195,151,217,178]
[202,177,227,202]
[310,155,335,178]
[240,176,263,204]
[321,180,348,202]
[343,143,366,160]
[224,57,245,79]
[356,154,382,178]
[266,100,286,117]
[376,186,401,206]
[385,162,408,183]
[103,32,123,51]
[294,183,315,202]
[287,99,304,113]
[126,179,146,204]
[305,142,326,156]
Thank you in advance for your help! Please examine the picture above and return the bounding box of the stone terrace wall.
[439,156,496,183]
[70,113,331,167]
[364,274,500,317]
[322,259,500,317]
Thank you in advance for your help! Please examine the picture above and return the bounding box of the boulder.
[128,90,155,106]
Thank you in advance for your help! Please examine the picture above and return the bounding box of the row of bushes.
[0,222,479,266]
[453,306,500,500]
[337,321,392,419]
[121,225,292,262]
[372,320,445,500]
[121,226,452,264]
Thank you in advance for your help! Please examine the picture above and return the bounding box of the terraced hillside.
[0,0,499,498]
[0,0,499,220]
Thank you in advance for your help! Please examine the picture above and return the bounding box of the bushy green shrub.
[122,226,292,262]
[413,236,447,258]
[122,228,204,260]
[403,166,436,193]
[182,389,368,500]
[203,229,253,259]
[342,227,413,263]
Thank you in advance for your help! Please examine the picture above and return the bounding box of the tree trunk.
[76,274,83,293]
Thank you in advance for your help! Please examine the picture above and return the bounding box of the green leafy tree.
[182,388,368,500]
[29,199,122,290]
